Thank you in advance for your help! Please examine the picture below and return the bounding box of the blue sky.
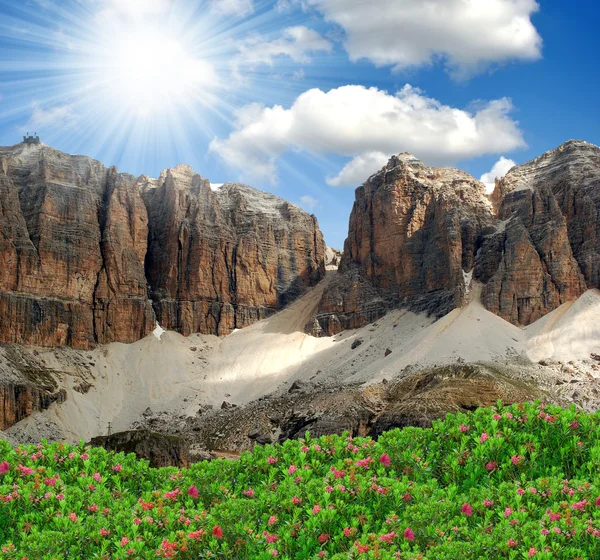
[0,0,598,248]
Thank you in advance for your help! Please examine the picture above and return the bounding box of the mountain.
[307,141,600,335]
[0,143,325,349]
[1,140,600,452]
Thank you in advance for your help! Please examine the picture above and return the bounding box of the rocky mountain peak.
[0,143,326,348]
[308,140,600,336]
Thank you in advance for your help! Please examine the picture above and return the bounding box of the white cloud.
[299,195,319,210]
[21,103,79,133]
[296,0,542,78]
[210,0,254,17]
[210,84,526,184]
[480,156,516,192]
[327,151,390,187]
[233,27,332,77]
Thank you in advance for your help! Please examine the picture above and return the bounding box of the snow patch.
[210,183,223,192]
[462,269,473,295]
[153,324,165,340]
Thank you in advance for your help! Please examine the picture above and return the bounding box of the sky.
[0,0,599,248]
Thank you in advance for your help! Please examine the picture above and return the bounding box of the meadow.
[2,402,600,559]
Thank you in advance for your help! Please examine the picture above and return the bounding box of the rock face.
[141,168,325,336]
[0,143,325,347]
[308,154,495,335]
[479,141,594,324]
[89,430,191,468]
[309,141,600,335]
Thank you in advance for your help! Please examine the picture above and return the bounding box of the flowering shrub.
[2,402,600,558]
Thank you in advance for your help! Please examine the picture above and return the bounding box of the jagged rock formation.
[325,247,342,270]
[308,141,600,335]
[308,154,495,335]
[140,167,325,336]
[479,141,595,324]
[0,143,325,348]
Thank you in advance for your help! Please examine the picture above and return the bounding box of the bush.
[2,402,600,558]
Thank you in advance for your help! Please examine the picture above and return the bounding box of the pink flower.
[528,547,537,557]
[120,537,129,547]
[188,485,199,498]
[269,549,278,557]
[461,503,473,517]
[265,533,278,543]
[267,456,278,464]
[485,462,497,471]
[548,511,561,521]
[213,525,223,539]
[301,445,309,452]
[17,465,34,476]
[380,453,391,467]
[480,433,489,443]
[88,504,98,512]
[595,496,600,507]
[268,515,277,526]
[507,539,518,547]
[459,424,470,432]
[56,493,65,501]
[100,528,110,537]
[312,504,321,515]
[403,528,415,541]
[80,453,89,461]
[288,465,297,475]
[493,414,502,421]
[244,488,255,497]
[343,528,353,537]
[504,507,512,518]
[92,472,102,483]
[511,455,521,465]
[68,512,78,522]
[379,532,396,543]
[483,499,494,507]
[188,530,205,541]
[318,533,329,543]
[0,462,10,475]
[570,421,579,429]
[133,518,141,525]
[292,496,302,505]
[112,464,122,472]
[541,529,549,535]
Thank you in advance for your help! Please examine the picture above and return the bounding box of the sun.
[91,23,219,117]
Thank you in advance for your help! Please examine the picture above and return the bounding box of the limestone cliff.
[0,143,326,347]
[308,141,600,335]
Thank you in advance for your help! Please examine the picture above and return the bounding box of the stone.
[89,430,191,468]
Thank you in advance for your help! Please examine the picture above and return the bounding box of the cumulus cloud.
[295,0,542,78]
[92,0,172,21]
[327,151,390,187]
[299,195,320,210]
[480,156,517,192]
[233,26,332,77]
[209,84,526,185]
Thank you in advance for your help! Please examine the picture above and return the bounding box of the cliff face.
[0,143,325,347]
[141,167,325,336]
[309,141,600,335]
[308,154,495,335]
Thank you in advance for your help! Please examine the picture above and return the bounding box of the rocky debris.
[89,429,191,468]
[351,338,363,350]
[308,153,494,336]
[132,363,546,455]
[141,169,326,337]
[385,348,392,357]
[0,144,326,348]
